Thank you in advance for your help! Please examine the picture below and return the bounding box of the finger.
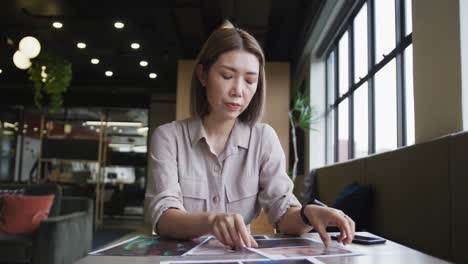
[249,235,258,248]
[213,226,227,246]
[226,218,243,249]
[219,222,235,248]
[234,214,251,248]
[337,215,352,245]
[316,226,329,248]
[216,222,233,247]
[344,216,355,244]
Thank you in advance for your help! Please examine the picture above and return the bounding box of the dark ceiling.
[0,0,323,109]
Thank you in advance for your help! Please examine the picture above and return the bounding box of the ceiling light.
[114,22,125,29]
[0,69,2,74]
[52,22,63,29]
[19,36,41,58]
[149,73,157,79]
[139,61,148,67]
[131,43,140,49]
[105,71,113,77]
[118,129,123,133]
[13,50,32,69]
[91,58,100,64]
[84,121,142,127]
[77,42,86,49]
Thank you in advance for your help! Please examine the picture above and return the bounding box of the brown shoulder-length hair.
[190,21,266,126]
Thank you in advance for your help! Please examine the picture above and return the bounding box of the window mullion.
[396,0,406,147]
[368,0,376,154]
[348,25,355,159]
[334,46,340,163]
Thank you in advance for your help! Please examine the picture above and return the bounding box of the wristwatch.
[300,199,327,226]
[300,205,312,226]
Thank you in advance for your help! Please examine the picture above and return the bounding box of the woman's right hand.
[209,213,258,249]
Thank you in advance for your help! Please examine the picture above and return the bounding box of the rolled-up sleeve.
[145,124,186,233]
[257,124,301,226]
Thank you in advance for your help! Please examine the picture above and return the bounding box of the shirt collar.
[188,116,251,150]
[188,116,207,147]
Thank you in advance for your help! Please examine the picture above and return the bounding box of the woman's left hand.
[303,205,355,247]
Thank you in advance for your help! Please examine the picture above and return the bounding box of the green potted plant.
[289,92,318,182]
[28,53,72,113]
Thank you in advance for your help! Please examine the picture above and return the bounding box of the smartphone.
[331,234,386,245]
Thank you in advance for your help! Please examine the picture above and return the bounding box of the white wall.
[413,0,463,142]
[460,0,468,130]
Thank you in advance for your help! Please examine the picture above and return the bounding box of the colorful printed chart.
[90,236,208,256]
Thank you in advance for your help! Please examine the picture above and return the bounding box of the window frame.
[324,0,413,163]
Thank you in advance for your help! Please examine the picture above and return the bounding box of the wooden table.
[74,232,450,264]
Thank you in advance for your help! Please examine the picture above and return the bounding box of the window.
[375,59,397,152]
[324,0,413,163]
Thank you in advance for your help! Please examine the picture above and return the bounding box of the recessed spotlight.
[131,43,140,49]
[149,73,157,79]
[0,69,2,74]
[52,22,63,29]
[139,61,148,67]
[77,42,86,49]
[91,58,100,64]
[105,71,113,77]
[114,22,125,29]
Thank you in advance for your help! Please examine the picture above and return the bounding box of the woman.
[145,21,355,249]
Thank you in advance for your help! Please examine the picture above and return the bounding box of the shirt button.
[214,165,220,172]
[212,196,219,204]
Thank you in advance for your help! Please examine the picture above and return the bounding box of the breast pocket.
[179,178,208,213]
[225,175,260,225]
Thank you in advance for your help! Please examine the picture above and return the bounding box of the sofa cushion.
[331,182,373,231]
[0,184,62,217]
[0,194,55,235]
[0,233,33,263]
[24,184,62,217]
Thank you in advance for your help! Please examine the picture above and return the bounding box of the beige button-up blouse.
[145,117,301,232]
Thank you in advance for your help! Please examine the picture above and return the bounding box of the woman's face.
[200,50,260,121]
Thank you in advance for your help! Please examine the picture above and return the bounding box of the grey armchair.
[0,183,93,264]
